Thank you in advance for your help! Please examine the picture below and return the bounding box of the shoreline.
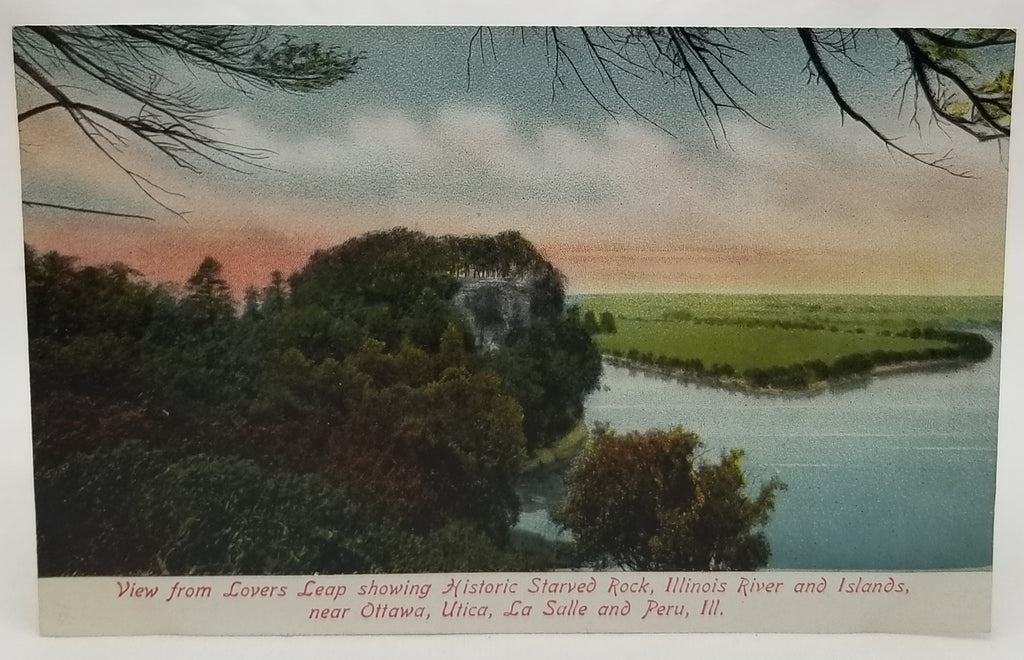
[602,354,982,398]
[521,422,589,475]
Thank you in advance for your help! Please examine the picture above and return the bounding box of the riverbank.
[522,422,589,474]
[581,293,1000,394]
[603,353,985,397]
[515,422,590,545]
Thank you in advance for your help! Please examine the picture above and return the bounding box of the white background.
[1,1,1021,658]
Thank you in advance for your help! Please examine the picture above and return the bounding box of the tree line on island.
[27,228,779,576]
[603,328,992,392]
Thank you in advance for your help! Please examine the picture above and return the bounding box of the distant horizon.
[24,235,1004,300]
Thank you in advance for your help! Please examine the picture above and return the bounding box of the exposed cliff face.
[452,276,534,350]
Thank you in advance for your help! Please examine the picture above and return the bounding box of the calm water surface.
[518,332,1000,570]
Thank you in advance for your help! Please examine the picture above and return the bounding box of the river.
[516,331,1000,570]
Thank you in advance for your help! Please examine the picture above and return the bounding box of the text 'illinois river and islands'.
[110,573,912,629]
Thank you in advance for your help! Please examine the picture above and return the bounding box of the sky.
[14,26,1016,295]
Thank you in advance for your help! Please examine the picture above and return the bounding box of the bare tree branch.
[13,25,362,219]
[23,200,156,221]
[476,26,1011,176]
[892,28,1011,142]
[798,28,973,178]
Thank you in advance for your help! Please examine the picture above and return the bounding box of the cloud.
[23,98,1010,295]
[224,105,716,215]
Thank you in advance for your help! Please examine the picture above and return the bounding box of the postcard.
[11,21,1014,636]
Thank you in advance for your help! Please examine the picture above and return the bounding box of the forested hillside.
[27,228,602,575]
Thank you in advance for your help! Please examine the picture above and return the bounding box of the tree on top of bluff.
[287,228,557,322]
[443,230,548,279]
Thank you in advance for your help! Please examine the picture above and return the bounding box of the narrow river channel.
[516,331,1000,570]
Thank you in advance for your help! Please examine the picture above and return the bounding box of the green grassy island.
[580,293,999,393]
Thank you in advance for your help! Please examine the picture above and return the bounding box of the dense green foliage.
[584,293,997,390]
[556,426,783,571]
[284,228,600,451]
[26,228,602,575]
[598,311,617,334]
[489,312,602,451]
[583,293,1002,333]
[36,444,377,576]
